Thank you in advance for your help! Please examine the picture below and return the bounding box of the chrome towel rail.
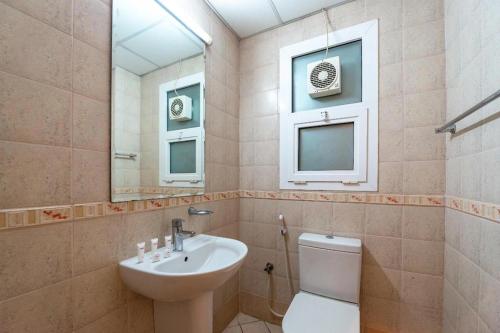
[435,89,500,134]
[114,152,137,160]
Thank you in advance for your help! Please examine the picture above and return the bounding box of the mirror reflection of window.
[111,0,207,202]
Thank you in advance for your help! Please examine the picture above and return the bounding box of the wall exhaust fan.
[307,56,341,98]
[168,95,192,121]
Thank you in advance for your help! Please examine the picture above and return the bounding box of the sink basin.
[120,234,247,302]
[119,234,247,333]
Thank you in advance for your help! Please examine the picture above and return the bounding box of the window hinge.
[293,180,308,185]
[342,180,359,185]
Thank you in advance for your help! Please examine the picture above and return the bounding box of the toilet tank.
[298,233,362,304]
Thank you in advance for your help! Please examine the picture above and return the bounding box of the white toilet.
[282,233,362,333]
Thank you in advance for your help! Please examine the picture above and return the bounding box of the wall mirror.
[111,0,207,202]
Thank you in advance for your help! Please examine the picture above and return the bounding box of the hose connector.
[264,262,274,274]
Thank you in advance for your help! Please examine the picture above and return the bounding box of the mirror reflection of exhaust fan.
[307,56,341,98]
[168,95,192,121]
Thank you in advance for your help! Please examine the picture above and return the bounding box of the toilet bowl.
[283,292,359,333]
[282,233,362,333]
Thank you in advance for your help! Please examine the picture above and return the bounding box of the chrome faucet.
[171,218,195,252]
[188,206,214,216]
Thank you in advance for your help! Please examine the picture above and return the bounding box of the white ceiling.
[112,0,204,76]
[205,0,351,38]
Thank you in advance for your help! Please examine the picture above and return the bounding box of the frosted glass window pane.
[298,123,354,171]
[170,140,196,173]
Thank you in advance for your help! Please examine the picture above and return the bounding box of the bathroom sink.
[119,234,248,302]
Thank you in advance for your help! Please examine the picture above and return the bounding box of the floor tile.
[227,316,239,327]
[241,321,269,333]
[266,322,283,333]
[223,326,243,333]
[238,313,260,325]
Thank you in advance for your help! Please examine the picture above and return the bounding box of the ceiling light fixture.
[154,0,213,45]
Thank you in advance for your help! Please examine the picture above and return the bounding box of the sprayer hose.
[266,233,294,318]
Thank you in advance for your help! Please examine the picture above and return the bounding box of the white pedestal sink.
[119,235,248,333]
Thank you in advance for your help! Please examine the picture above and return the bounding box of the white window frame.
[279,20,378,191]
[159,72,205,188]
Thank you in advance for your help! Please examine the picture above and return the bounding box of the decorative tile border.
[240,191,498,223]
[446,196,500,223]
[239,191,444,207]
[0,191,240,231]
[1,190,498,231]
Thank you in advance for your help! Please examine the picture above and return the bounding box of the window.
[279,20,378,191]
[159,72,205,187]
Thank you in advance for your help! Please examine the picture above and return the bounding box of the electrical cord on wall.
[173,56,183,96]
[322,8,334,61]
[265,214,295,318]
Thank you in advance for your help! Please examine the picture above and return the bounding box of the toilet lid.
[283,292,360,333]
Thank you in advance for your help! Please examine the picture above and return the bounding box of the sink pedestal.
[154,291,213,333]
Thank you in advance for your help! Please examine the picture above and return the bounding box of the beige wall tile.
[402,239,444,275]
[379,30,403,66]
[75,306,127,333]
[443,280,460,330]
[365,0,402,33]
[0,141,71,209]
[379,129,403,162]
[253,199,278,224]
[404,126,445,161]
[378,162,404,194]
[0,223,72,301]
[362,265,401,301]
[73,215,123,275]
[73,94,110,152]
[399,303,442,333]
[277,200,303,227]
[457,254,480,310]
[72,265,125,330]
[126,291,154,333]
[0,0,73,33]
[478,271,500,332]
[403,20,444,60]
[403,160,445,195]
[402,206,444,241]
[0,3,72,89]
[401,271,443,308]
[379,62,403,98]
[403,55,445,94]
[379,95,404,131]
[332,203,365,234]
[404,90,446,127]
[457,298,479,333]
[444,244,459,288]
[458,212,481,265]
[73,39,110,102]
[364,236,402,270]
[364,296,400,332]
[403,0,443,27]
[121,210,167,258]
[73,0,110,52]
[302,201,333,231]
[0,71,72,146]
[365,204,402,237]
[0,280,73,333]
[72,149,109,204]
[479,219,500,280]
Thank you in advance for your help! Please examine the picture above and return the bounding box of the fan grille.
[310,61,337,89]
[170,98,184,116]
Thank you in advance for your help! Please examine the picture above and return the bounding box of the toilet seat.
[282,292,360,333]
